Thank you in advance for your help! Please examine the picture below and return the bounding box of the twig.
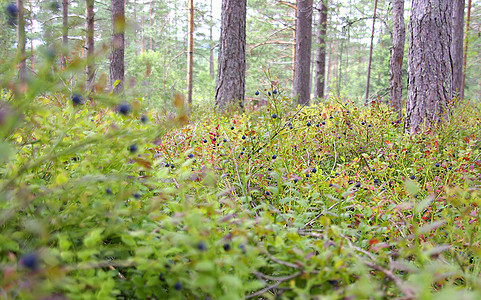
[364,261,415,299]
[264,251,302,269]
[246,271,302,299]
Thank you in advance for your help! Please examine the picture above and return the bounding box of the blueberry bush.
[1,72,481,299]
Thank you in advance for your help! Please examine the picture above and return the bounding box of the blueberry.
[158,273,165,281]
[306,174,310,178]
[140,115,148,123]
[230,126,234,130]
[272,114,277,119]
[133,192,140,199]
[223,139,227,142]
[329,183,333,187]
[355,182,361,188]
[329,116,333,119]
[20,253,38,270]
[361,122,365,125]
[373,179,379,184]
[106,188,112,194]
[203,139,207,143]
[448,166,452,170]
[197,242,207,251]
[6,3,17,17]
[118,103,130,115]
[223,243,230,251]
[240,151,244,155]
[241,135,246,140]
[173,281,182,291]
[311,167,316,173]
[272,155,276,159]
[265,191,270,196]
[188,153,194,159]
[307,122,311,126]
[435,163,440,167]
[255,91,259,96]
[410,175,415,180]
[71,94,83,106]
[268,91,271,96]
[273,89,277,94]
[128,144,138,154]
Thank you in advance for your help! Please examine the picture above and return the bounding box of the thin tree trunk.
[364,0,378,104]
[134,0,138,54]
[187,0,194,105]
[405,0,453,134]
[326,39,334,93]
[141,14,145,53]
[60,0,68,69]
[388,0,405,117]
[314,0,328,101]
[293,0,313,105]
[149,0,153,51]
[85,0,95,91]
[17,0,27,82]
[292,2,297,84]
[215,0,247,110]
[461,0,471,100]
[451,0,465,99]
[110,0,125,93]
[29,0,34,71]
[209,0,215,80]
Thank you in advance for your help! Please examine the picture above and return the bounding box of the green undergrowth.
[1,78,481,299]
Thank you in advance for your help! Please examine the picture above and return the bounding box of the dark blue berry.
[197,242,207,251]
[118,103,130,115]
[242,135,246,140]
[230,126,234,130]
[435,163,440,167]
[20,253,38,270]
[6,3,17,17]
[203,139,207,143]
[255,91,259,96]
[71,94,83,106]
[307,122,311,126]
[410,175,415,180]
[294,179,298,183]
[133,192,140,199]
[272,114,277,119]
[223,243,230,251]
[272,155,276,159]
[268,91,271,96]
[273,89,277,94]
[128,144,138,154]
[173,281,182,291]
[188,153,194,159]
[311,168,316,173]
[106,188,112,194]
[140,115,148,123]
[158,273,165,281]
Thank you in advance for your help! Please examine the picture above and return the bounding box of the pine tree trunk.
[314,0,328,101]
[461,0,471,100]
[364,0,378,105]
[187,0,194,105]
[29,0,34,70]
[110,0,125,94]
[388,0,405,117]
[60,0,68,69]
[214,0,247,110]
[149,0,153,51]
[17,0,27,82]
[85,0,95,91]
[451,0,465,99]
[293,0,313,105]
[405,0,453,134]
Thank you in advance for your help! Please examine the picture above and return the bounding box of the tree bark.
[388,0,405,117]
[29,0,34,71]
[461,0,471,100]
[405,0,453,134]
[149,0,153,51]
[293,0,313,105]
[60,0,69,69]
[187,0,194,105]
[215,0,247,110]
[110,0,125,94]
[364,0,378,104]
[314,0,328,101]
[451,0,465,99]
[17,0,27,82]
[85,0,95,91]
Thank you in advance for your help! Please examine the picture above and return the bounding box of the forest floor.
[1,89,481,299]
